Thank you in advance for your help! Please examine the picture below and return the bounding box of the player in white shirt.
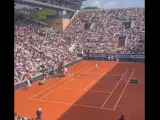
[27,79,32,89]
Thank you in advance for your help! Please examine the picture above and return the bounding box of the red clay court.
[14,61,144,120]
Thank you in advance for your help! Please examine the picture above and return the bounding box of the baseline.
[30,98,114,111]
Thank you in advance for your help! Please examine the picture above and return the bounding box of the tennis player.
[36,108,42,120]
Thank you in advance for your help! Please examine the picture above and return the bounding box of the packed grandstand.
[14,7,144,85]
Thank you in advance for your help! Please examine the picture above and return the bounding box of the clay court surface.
[15,61,144,120]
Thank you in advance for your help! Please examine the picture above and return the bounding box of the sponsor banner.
[118,54,130,58]
[130,54,145,59]
[89,53,106,58]
[88,53,144,59]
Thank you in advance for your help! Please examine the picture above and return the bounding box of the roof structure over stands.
[14,0,77,11]
[15,0,86,11]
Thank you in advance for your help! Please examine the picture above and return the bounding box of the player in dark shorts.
[36,108,42,120]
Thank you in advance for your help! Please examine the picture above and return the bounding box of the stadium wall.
[84,53,145,62]
[47,17,63,31]
[62,18,70,31]
[46,16,70,32]
[14,58,83,91]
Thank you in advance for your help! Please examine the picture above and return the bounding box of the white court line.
[31,98,72,104]
[30,98,114,111]
[63,88,84,91]
[76,66,94,77]
[38,66,95,100]
[73,74,101,79]
[63,88,111,94]
[87,90,111,94]
[73,103,104,109]
[29,66,89,99]
[79,73,103,76]
[101,68,129,108]
[106,74,126,77]
[101,107,114,110]
[84,72,105,90]
[113,68,135,110]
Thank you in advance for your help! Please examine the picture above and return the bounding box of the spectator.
[23,117,28,120]
[14,112,18,120]
[18,116,22,120]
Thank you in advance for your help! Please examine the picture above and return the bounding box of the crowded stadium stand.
[65,8,145,54]
[14,6,145,83]
[14,18,78,84]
